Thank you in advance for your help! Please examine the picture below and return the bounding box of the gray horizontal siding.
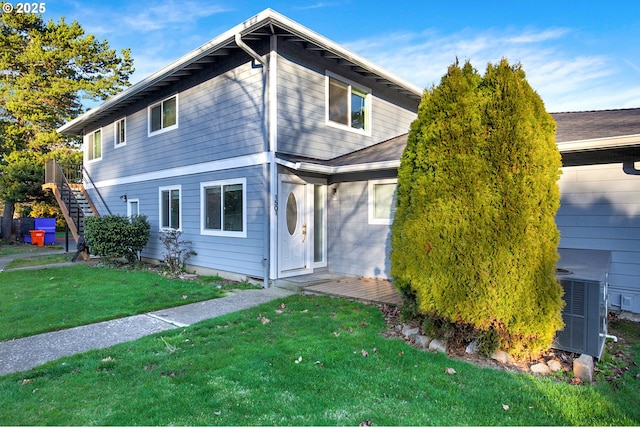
[558,163,640,312]
[327,180,392,278]
[85,60,266,184]
[87,164,267,279]
[276,42,417,160]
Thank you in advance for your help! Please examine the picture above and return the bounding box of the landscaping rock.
[402,325,420,338]
[491,350,510,364]
[573,354,594,383]
[465,340,479,355]
[414,335,432,349]
[530,362,551,375]
[428,339,446,353]
[547,359,563,372]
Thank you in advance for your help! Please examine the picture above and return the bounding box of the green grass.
[5,253,74,268]
[0,295,637,425]
[0,241,61,256]
[0,265,226,341]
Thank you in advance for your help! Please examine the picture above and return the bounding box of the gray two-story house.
[56,9,640,314]
[56,9,420,285]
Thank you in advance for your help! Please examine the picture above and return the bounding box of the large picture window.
[200,178,246,237]
[159,185,181,230]
[87,129,102,161]
[368,179,397,224]
[326,73,371,134]
[148,95,178,135]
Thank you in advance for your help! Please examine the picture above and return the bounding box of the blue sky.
[41,0,640,112]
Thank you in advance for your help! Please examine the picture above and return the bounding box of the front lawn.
[0,241,61,256]
[0,265,227,341]
[4,253,73,269]
[0,295,638,425]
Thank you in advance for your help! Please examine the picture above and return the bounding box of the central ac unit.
[553,248,610,360]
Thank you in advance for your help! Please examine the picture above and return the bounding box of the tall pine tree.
[390,59,564,357]
[0,12,133,238]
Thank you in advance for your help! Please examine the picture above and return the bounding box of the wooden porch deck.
[304,276,403,306]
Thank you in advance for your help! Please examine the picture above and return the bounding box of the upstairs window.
[87,129,102,161]
[327,74,371,134]
[114,118,126,147]
[148,95,178,135]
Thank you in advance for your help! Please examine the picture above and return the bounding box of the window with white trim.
[368,179,397,224]
[87,128,102,161]
[114,118,126,147]
[326,73,371,134]
[200,178,247,237]
[148,95,178,135]
[159,185,181,230]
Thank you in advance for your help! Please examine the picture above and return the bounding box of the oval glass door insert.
[286,192,297,235]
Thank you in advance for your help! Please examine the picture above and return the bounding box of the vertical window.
[313,184,325,264]
[127,199,139,217]
[159,186,181,230]
[87,129,102,161]
[200,178,246,237]
[368,179,397,224]
[114,118,126,146]
[326,74,371,133]
[149,95,178,135]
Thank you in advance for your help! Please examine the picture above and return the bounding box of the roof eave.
[58,8,422,136]
[557,134,640,153]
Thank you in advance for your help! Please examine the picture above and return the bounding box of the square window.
[368,179,397,224]
[87,129,102,161]
[326,74,371,134]
[201,178,247,237]
[149,95,178,135]
[159,186,181,230]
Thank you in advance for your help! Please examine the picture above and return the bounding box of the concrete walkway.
[0,287,294,376]
[0,249,296,375]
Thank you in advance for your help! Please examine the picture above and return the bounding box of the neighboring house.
[55,9,640,314]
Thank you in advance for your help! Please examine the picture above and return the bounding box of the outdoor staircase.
[43,160,110,260]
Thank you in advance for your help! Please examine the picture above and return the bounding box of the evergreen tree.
[0,12,133,239]
[390,59,564,357]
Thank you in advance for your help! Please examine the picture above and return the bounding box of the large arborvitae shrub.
[390,59,564,357]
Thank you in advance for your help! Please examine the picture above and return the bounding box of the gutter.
[276,157,401,175]
[558,134,640,153]
[235,32,273,289]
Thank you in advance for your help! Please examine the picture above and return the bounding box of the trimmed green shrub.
[390,59,564,358]
[84,215,150,264]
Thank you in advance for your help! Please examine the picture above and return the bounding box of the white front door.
[278,179,309,275]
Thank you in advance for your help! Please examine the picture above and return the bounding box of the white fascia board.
[276,157,400,174]
[558,134,640,153]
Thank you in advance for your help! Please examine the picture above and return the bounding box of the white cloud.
[119,1,233,33]
[344,27,637,112]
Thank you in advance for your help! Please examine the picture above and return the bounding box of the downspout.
[235,33,273,289]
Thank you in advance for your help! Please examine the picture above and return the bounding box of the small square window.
[326,74,371,134]
[201,178,247,238]
[149,95,178,135]
[368,179,397,224]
